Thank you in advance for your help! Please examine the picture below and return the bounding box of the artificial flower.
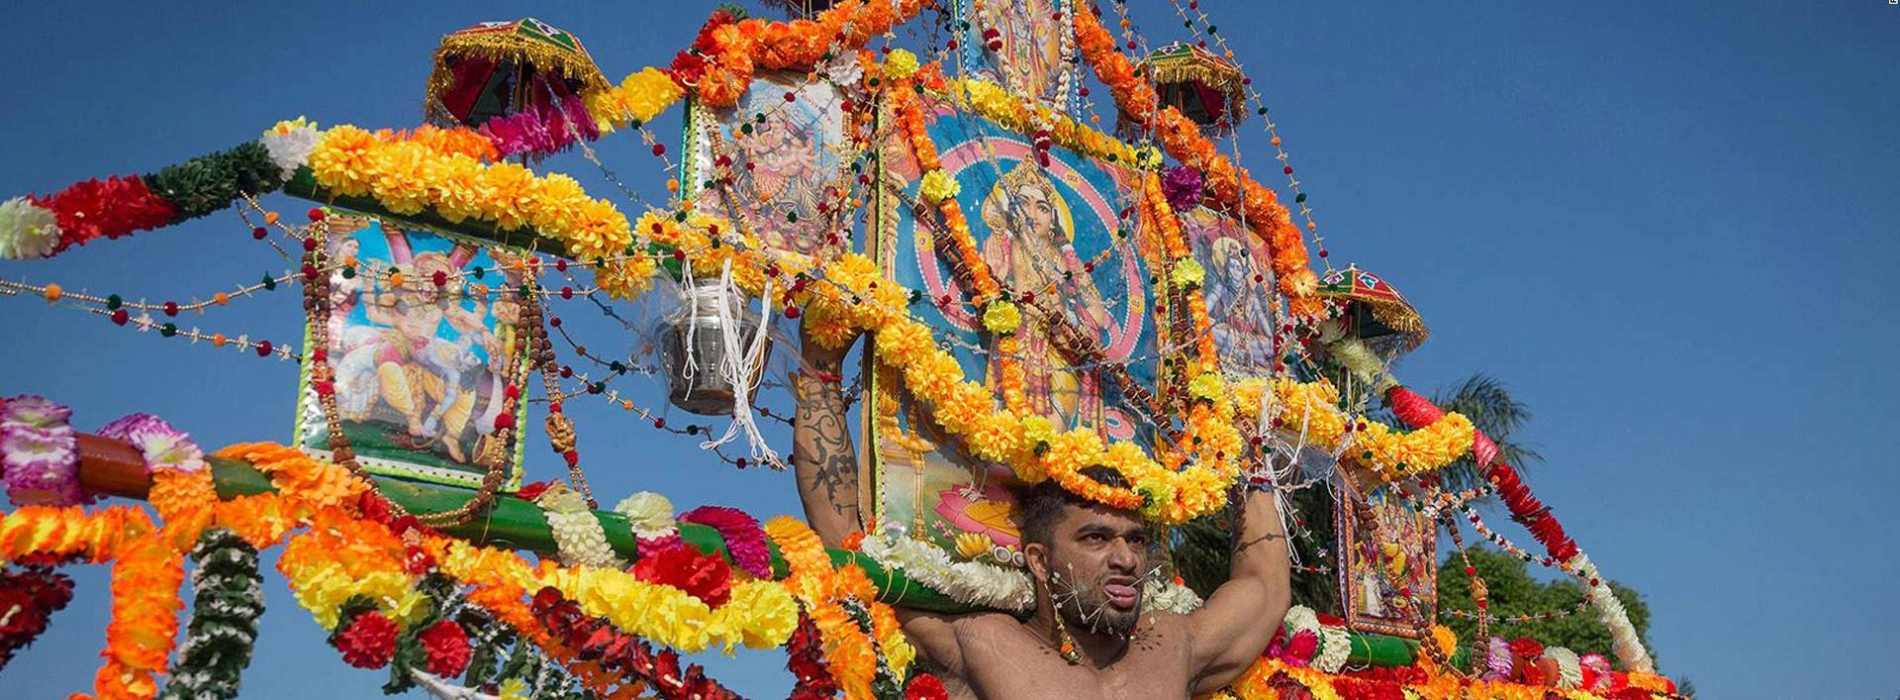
[678,506,771,578]
[918,169,960,204]
[616,491,677,537]
[417,619,473,678]
[0,197,61,260]
[1171,256,1207,289]
[883,49,920,81]
[334,610,399,669]
[260,118,321,181]
[633,544,734,608]
[981,300,1022,336]
[859,530,1033,612]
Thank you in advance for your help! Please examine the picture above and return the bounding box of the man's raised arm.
[1187,486,1293,693]
[791,324,862,548]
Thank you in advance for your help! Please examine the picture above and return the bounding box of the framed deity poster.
[954,0,1081,112]
[1179,206,1281,377]
[295,214,529,490]
[1335,487,1439,637]
[865,92,1164,551]
[687,69,853,265]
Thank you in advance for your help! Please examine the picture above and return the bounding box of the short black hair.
[1015,465,1132,548]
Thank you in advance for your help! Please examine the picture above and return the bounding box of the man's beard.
[1052,574,1142,636]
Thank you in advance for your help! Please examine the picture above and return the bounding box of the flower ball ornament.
[417,620,472,678]
[334,610,399,669]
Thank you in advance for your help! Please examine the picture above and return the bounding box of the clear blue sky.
[2,2,1895,699]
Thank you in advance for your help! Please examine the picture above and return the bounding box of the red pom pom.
[307,207,326,221]
[494,412,516,430]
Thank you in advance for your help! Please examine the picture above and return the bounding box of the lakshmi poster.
[296,214,528,490]
[955,0,1079,111]
[690,70,851,263]
[1180,206,1280,376]
[868,95,1160,551]
[1335,487,1438,637]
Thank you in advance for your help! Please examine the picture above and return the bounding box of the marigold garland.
[1069,7,1321,316]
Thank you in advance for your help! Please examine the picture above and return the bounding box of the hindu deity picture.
[868,99,1159,550]
[1180,206,1280,375]
[693,70,849,262]
[960,0,1077,110]
[297,215,528,488]
[1336,488,1439,637]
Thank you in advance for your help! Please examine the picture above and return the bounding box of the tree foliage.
[1436,547,1653,667]
[1172,484,1340,615]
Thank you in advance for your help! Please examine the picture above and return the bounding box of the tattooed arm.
[791,321,972,675]
[791,320,863,548]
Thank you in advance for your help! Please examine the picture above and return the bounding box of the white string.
[699,259,782,467]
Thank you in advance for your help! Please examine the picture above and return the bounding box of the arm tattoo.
[794,375,861,525]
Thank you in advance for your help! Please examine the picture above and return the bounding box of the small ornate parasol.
[1118,42,1248,138]
[1316,265,1428,361]
[424,18,610,158]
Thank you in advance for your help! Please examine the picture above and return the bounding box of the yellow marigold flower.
[883,48,921,81]
[1171,257,1206,289]
[919,169,961,204]
[1188,372,1227,403]
[982,300,1021,335]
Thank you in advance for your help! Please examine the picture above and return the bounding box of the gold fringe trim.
[1142,56,1244,95]
[424,32,610,115]
[1364,299,1430,347]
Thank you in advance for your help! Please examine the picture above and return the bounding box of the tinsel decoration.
[159,529,263,700]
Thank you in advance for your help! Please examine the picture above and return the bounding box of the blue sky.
[1,2,1895,699]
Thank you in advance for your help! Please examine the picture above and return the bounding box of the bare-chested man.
[790,321,1291,700]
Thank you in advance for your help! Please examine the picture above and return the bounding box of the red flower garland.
[31,175,176,253]
[418,619,472,678]
[0,565,75,670]
[786,612,838,700]
[1386,387,1579,561]
[335,610,400,669]
[631,545,734,607]
[529,587,743,700]
[903,673,949,700]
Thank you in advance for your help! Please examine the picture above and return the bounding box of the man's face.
[1012,185,1057,241]
[1030,504,1149,635]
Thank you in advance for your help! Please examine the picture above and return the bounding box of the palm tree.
[1428,374,1542,493]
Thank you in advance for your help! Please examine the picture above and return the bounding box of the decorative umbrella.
[424,18,609,158]
[1118,42,1248,138]
[1315,265,1428,362]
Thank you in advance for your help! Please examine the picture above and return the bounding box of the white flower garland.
[0,197,60,260]
[1567,553,1654,672]
[260,119,322,182]
[1282,605,1321,641]
[1314,622,1352,673]
[542,486,622,569]
[859,532,1035,612]
[1545,646,1583,689]
[1141,579,1204,615]
[614,491,677,538]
